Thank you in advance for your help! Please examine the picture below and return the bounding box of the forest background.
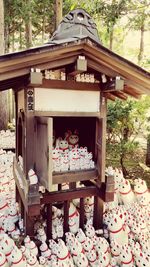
[0,0,150,182]
[0,0,150,67]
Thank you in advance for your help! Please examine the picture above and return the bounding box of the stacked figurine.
[52,130,95,172]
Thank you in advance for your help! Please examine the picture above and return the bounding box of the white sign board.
[34,88,100,112]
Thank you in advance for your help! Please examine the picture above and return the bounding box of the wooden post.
[63,200,69,234]
[93,195,103,229]
[79,198,85,229]
[47,203,52,240]
[25,88,35,176]
[24,211,35,237]
[99,94,107,183]
[105,174,114,202]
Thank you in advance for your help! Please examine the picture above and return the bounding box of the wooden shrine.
[0,8,150,238]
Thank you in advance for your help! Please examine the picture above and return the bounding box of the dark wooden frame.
[13,71,114,238]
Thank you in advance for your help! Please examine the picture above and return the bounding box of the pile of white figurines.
[0,130,15,149]
[0,149,16,202]
[52,130,95,172]
[0,148,150,267]
[44,69,96,83]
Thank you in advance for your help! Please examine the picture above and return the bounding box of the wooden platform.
[14,158,114,239]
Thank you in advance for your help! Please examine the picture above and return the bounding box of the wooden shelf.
[53,168,98,184]
[34,111,101,118]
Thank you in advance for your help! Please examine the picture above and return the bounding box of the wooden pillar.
[79,198,85,229]
[93,195,103,229]
[24,211,35,238]
[99,94,107,183]
[47,203,52,240]
[63,200,69,234]
[25,88,35,176]
[15,92,18,158]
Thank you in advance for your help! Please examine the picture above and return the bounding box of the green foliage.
[107,96,150,174]
[4,0,55,51]
[3,0,150,70]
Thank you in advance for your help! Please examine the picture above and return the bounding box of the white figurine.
[120,246,134,267]
[10,247,26,267]
[86,250,99,267]
[56,138,69,155]
[119,178,135,205]
[52,148,61,172]
[69,239,83,265]
[0,251,9,267]
[0,234,15,264]
[28,169,38,185]
[75,253,88,267]
[40,242,51,259]
[134,178,150,203]
[27,254,39,267]
[37,227,47,243]
[56,239,72,267]
[108,214,128,246]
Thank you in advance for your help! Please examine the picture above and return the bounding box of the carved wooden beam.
[102,76,124,92]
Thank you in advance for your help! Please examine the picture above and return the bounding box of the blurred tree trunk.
[0,0,8,130]
[138,21,144,64]
[25,0,32,48]
[55,0,63,30]
[0,92,8,130]
[109,26,114,50]
[42,16,46,42]
[0,0,5,53]
[25,17,32,48]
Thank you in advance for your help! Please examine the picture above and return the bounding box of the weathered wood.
[14,158,40,215]
[100,174,115,202]
[24,211,35,237]
[93,196,103,229]
[0,44,84,73]
[79,198,85,230]
[83,45,150,91]
[46,204,52,240]
[35,79,101,91]
[13,159,28,211]
[34,111,100,118]
[40,186,99,205]
[64,201,69,234]
[25,112,35,177]
[112,91,127,100]
[53,169,98,184]
[97,94,107,183]
[35,117,53,191]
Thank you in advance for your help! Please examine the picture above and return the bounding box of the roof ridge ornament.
[49,8,101,44]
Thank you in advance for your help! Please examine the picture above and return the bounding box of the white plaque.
[35,88,100,112]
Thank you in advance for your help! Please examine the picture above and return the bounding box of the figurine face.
[119,179,131,193]
[68,134,79,145]
[52,148,60,159]
[59,140,68,150]
[134,179,148,193]
[82,237,93,252]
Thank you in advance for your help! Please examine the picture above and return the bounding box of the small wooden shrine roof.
[0,8,149,100]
